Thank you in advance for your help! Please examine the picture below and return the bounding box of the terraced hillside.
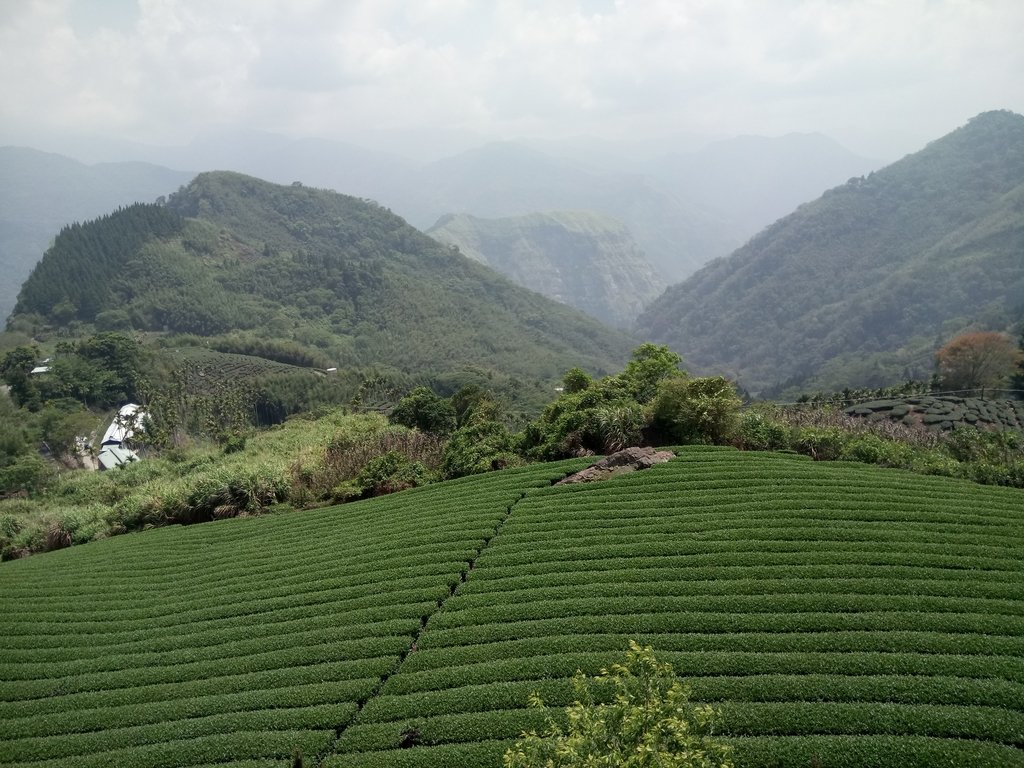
[2,449,1023,767]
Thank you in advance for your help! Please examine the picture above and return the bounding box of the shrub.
[790,426,848,461]
[562,367,592,394]
[0,454,56,497]
[735,408,789,451]
[390,387,457,436]
[504,640,733,768]
[443,421,521,479]
[651,377,742,445]
[840,434,913,467]
[355,450,432,498]
[291,426,443,504]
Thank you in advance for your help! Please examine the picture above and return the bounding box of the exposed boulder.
[556,446,675,485]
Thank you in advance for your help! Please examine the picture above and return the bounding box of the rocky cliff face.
[428,210,663,328]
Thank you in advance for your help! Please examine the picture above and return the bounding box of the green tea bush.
[504,641,733,768]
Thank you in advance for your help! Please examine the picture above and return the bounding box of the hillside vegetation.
[10,172,635,388]
[637,110,1024,394]
[427,211,662,327]
[1,449,1021,767]
[0,147,191,324]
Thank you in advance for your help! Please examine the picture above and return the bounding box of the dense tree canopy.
[936,331,1022,393]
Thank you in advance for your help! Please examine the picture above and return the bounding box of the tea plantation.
[1,448,1022,767]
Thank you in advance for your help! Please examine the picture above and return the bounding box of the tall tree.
[935,331,1022,394]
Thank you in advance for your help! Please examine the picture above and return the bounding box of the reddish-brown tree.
[935,331,1023,393]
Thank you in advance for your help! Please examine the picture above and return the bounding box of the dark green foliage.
[561,367,592,394]
[0,397,30,468]
[734,409,789,451]
[356,451,433,498]
[448,385,506,428]
[0,346,41,410]
[391,387,457,436]
[442,421,520,479]
[2,333,143,412]
[523,344,685,459]
[14,203,185,323]
[608,342,685,405]
[650,376,742,445]
[0,454,54,498]
[37,401,95,459]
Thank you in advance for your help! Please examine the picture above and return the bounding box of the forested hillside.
[0,147,191,323]
[427,211,662,327]
[11,172,635,385]
[637,110,1024,394]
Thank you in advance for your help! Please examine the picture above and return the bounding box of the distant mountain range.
[427,211,661,328]
[1,130,880,324]
[12,172,636,385]
[637,110,1024,395]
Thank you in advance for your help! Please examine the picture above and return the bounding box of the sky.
[1,0,1022,162]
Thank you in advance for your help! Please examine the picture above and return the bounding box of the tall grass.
[0,410,403,559]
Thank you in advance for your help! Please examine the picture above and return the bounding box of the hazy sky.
[2,0,1022,161]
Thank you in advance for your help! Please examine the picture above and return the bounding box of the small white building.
[98,403,147,470]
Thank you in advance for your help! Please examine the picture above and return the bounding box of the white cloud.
[1,0,1022,158]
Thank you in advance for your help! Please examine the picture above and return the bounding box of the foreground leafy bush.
[523,344,686,459]
[504,641,733,768]
[353,450,434,498]
[651,377,742,445]
[442,421,521,479]
[390,387,457,436]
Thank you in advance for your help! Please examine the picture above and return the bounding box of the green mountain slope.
[1,449,1022,767]
[0,147,192,324]
[427,211,662,328]
[636,110,1024,394]
[11,171,635,383]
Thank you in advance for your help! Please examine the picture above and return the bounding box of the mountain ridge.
[426,210,662,328]
[12,171,637,386]
[636,109,1024,394]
